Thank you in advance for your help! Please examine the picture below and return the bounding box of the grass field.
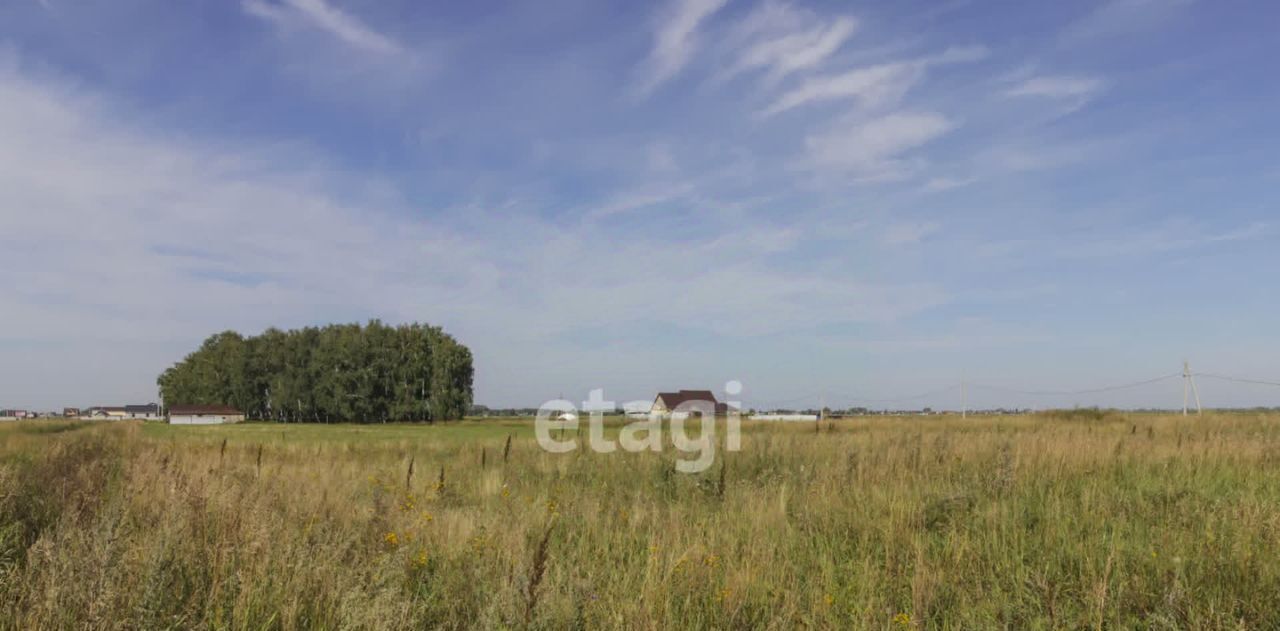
[2,413,1279,629]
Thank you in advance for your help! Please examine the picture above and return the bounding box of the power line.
[749,385,963,408]
[968,373,1181,397]
[745,391,827,407]
[743,367,1280,411]
[1194,372,1280,388]
[843,384,962,404]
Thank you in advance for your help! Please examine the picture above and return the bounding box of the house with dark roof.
[650,390,734,419]
[124,404,160,419]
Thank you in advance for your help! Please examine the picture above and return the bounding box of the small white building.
[749,414,819,422]
[167,405,245,425]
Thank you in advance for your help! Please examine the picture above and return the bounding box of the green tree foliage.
[157,321,473,422]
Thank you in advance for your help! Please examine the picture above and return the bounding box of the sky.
[2,0,1279,412]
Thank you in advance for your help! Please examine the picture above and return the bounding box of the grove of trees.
[157,321,473,422]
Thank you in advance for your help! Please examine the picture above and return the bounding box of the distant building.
[649,390,734,419]
[0,409,22,420]
[749,414,819,422]
[63,407,81,418]
[168,405,245,425]
[87,406,128,419]
[124,404,160,420]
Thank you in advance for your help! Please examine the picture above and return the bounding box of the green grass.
[2,414,1279,629]
[140,418,539,445]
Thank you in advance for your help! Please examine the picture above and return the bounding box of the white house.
[749,414,819,422]
[167,405,245,425]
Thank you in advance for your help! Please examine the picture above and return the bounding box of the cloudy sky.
[2,0,1278,411]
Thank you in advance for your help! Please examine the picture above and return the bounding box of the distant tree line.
[157,321,473,422]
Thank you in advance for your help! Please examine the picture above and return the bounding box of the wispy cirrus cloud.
[724,1,857,84]
[1005,75,1104,99]
[761,61,922,116]
[882,221,941,246]
[0,58,951,405]
[804,112,954,180]
[243,0,402,55]
[759,45,986,116]
[1061,0,1195,43]
[922,176,976,192]
[635,0,730,96]
[5,0,1271,409]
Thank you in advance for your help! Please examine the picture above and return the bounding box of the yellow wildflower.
[383,532,399,547]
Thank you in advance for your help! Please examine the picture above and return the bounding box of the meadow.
[1,412,1278,629]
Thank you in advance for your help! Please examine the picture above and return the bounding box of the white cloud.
[922,45,989,65]
[760,46,985,117]
[761,61,920,116]
[243,0,402,54]
[636,0,731,95]
[583,184,694,221]
[882,221,941,246]
[1061,0,1194,43]
[1005,76,1104,99]
[0,61,948,407]
[804,112,954,179]
[923,176,976,192]
[1064,220,1269,259]
[726,2,857,83]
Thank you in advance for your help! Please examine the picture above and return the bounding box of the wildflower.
[648,545,658,556]
[717,588,731,602]
[893,612,912,627]
[702,554,719,568]
[383,532,399,547]
[546,499,559,516]
[501,485,511,499]
[412,548,429,569]
[420,510,434,523]
[823,594,835,607]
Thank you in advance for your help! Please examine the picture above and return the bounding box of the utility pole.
[1183,360,1202,416]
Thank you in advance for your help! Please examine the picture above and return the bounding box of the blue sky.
[2,0,1278,411]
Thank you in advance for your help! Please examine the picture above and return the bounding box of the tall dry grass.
[1,413,1279,629]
